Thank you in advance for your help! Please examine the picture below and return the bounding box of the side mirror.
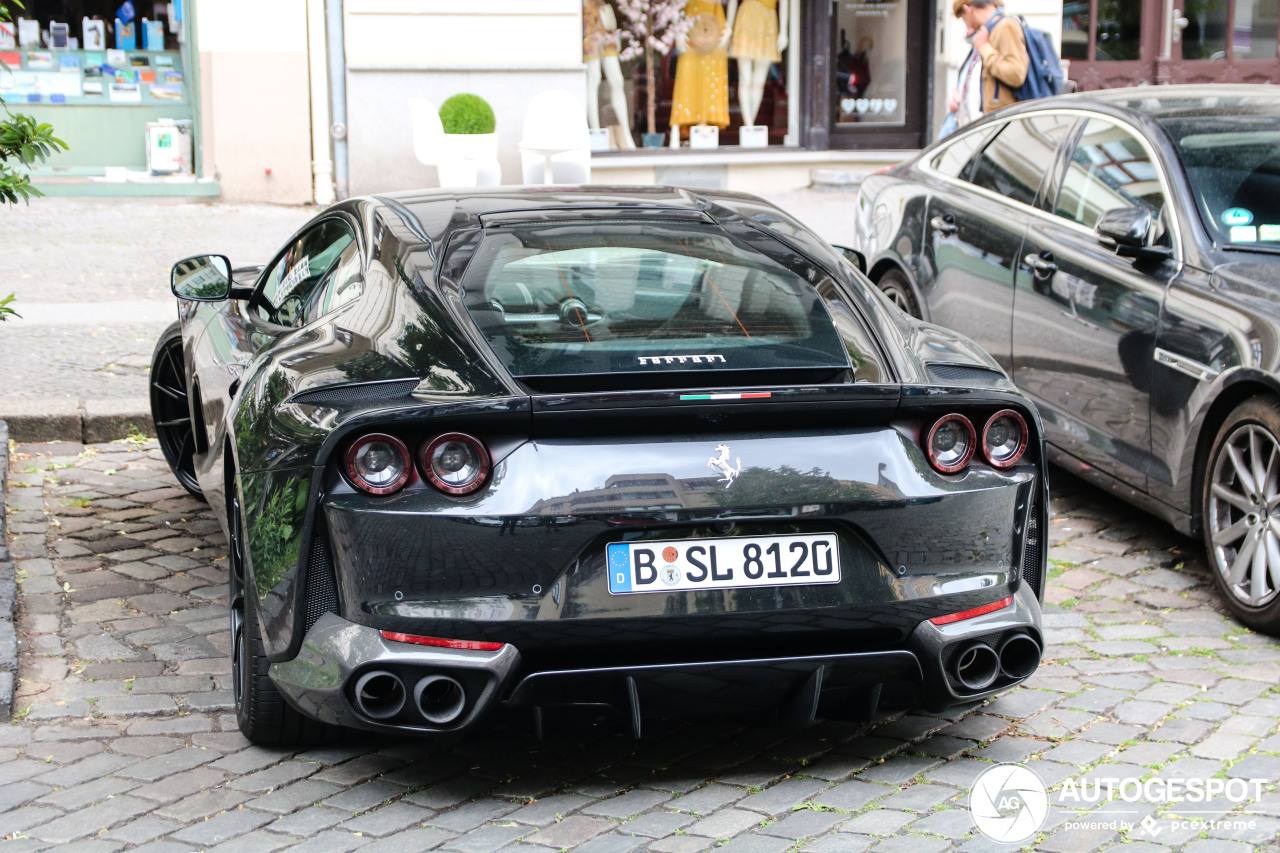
[1096,208,1172,261]
[171,254,232,301]
[832,244,867,274]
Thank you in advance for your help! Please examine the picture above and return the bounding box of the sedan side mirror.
[171,254,232,301]
[832,244,867,274]
[1095,208,1172,261]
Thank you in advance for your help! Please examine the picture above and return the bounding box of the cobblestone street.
[3,439,1280,852]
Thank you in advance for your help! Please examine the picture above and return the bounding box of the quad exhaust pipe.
[351,670,468,725]
[946,632,1041,694]
[414,675,467,724]
[950,642,1000,692]
[998,633,1041,680]
[353,670,406,719]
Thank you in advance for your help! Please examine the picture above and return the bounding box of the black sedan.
[857,84,1280,634]
[150,186,1047,744]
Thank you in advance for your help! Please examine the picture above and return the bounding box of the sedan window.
[1055,119,1167,230]
[929,123,1002,179]
[968,116,1066,206]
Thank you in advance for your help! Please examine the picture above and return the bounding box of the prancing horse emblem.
[708,444,742,489]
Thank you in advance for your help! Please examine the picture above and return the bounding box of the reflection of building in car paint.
[528,473,722,516]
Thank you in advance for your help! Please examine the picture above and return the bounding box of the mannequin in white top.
[727,0,789,127]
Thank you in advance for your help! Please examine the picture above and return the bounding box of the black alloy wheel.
[150,322,204,500]
[875,269,922,319]
[1202,397,1280,635]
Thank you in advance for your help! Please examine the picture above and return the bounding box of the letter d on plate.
[607,544,633,593]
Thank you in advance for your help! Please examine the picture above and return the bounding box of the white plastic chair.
[518,90,592,185]
[408,97,501,187]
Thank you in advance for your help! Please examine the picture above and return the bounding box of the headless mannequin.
[584,4,635,149]
[670,0,735,148]
[727,0,788,127]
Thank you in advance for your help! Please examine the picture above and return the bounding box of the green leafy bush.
[438,94,496,135]
[2,0,69,321]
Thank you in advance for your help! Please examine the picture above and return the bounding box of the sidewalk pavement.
[0,188,860,442]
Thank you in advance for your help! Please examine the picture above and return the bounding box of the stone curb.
[809,168,866,192]
[0,397,152,444]
[0,418,14,721]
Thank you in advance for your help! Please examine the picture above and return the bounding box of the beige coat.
[976,15,1029,113]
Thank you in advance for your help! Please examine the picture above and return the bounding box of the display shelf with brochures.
[0,48,186,106]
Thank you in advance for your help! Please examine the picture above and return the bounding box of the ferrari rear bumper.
[269,583,1042,736]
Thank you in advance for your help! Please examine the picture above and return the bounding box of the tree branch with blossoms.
[614,0,692,138]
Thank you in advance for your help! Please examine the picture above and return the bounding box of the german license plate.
[606,533,841,594]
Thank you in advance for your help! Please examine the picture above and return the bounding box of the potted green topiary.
[438,93,498,164]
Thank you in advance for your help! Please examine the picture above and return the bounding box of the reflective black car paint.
[172,186,1047,731]
[857,86,1280,538]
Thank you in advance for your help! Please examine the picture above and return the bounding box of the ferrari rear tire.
[876,269,922,319]
[1202,396,1280,635]
[228,476,338,744]
[150,322,204,500]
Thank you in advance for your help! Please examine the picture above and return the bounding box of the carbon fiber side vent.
[1021,497,1042,598]
[290,379,420,407]
[304,529,340,633]
[926,363,1004,386]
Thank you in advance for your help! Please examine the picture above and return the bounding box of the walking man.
[953,1,1028,115]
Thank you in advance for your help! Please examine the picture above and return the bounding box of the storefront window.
[1096,0,1142,61]
[1183,0,1230,60]
[833,0,906,126]
[594,0,794,150]
[0,1,194,174]
[1061,2,1089,60]
[1233,0,1279,59]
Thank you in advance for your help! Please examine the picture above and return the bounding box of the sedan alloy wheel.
[1205,399,1280,631]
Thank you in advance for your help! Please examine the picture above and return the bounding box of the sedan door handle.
[929,215,957,236]
[1023,253,1058,276]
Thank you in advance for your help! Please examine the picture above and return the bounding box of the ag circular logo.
[969,763,1049,843]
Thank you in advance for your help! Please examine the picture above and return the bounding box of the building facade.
[11,1,1279,203]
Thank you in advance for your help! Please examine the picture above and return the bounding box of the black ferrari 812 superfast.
[151,186,1048,744]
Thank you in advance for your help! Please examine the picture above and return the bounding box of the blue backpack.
[987,13,1066,101]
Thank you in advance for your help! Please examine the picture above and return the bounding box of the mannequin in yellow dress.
[727,0,788,127]
[668,0,734,148]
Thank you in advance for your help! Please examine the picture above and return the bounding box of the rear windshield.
[458,221,850,381]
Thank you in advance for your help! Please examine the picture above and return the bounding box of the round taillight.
[925,414,976,474]
[346,434,411,495]
[983,409,1028,468]
[420,433,489,496]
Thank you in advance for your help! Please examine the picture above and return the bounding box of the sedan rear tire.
[876,269,922,319]
[1202,396,1280,635]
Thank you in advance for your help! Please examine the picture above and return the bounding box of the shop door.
[1062,0,1165,89]
[1165,0,1280,84]
[826,0,930,148]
